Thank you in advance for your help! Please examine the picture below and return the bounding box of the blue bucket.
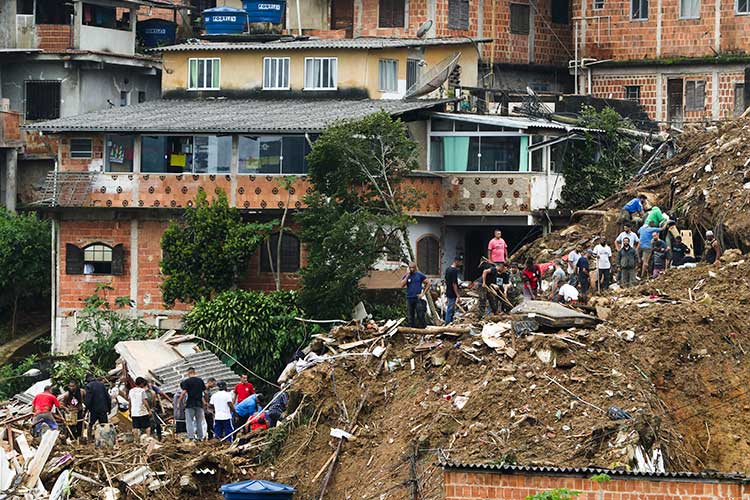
[242,0,286,23]
[203,6,248,35]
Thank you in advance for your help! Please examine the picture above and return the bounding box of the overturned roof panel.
[431,112,598,133]
[152,351,240,394]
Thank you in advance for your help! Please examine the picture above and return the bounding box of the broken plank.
[337,337,380,351]
[14,432,34,463]
[24,429,59,488]
[397,325,471,336]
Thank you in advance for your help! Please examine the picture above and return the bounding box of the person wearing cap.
[209,381,235,441]
[576,250,592,298]
[444,256,463,324]
[704,230,722,265]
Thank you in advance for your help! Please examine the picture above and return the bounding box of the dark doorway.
[331,0,353,35]
[459,225,541,281]
[667,78,683,126]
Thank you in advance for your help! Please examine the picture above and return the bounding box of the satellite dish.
[406,52,461,98]
[416,20,433,38]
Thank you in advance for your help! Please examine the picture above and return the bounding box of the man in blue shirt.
[638,221,661,278]
[576,250,592,298]
[401,262,430,328]
[620,194,647,226]
[234,393,261,430]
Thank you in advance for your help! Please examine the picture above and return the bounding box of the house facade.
[570,0,750,124]
[0,0,183,211]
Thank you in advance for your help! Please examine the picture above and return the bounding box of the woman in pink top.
[487,229,508,264]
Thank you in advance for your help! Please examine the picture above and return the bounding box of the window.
[25,80,60,121]
[138,91,146,103]
[378,0,405,27]
[304,57,337,90]
[238,135,311,174]
[263,57,290,90]
[510,3,530,34]
[551,0,569,24]
[378,59,398,92]
[417,235,440,276]
[260,233,301,273]
[631,0,648,19]
[593,0,604,9]
[105,135,134,172]
[448,0,470,30]
[529,135,545,173]
[70,138,92,159]
[36,0,73,24]
[65,243,124,275]
[119,90,129,107]
[625,85,641,102]
[406,59,420,90]
[140,135,231,173]
[17,0,34,15]
[735,83,747,117]
[685,80,705,110]
[188,58,220,90]
[430,136,525,172]
[737,0,749,13]
[82,3,130,30]
[680,0,699,18]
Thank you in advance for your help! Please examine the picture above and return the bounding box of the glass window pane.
[281,136,307,174]
[468,137,480,171]
[239,136,260,173]
[455,120,478,131]
[530,136,545,172]
[189,60,197,88]
[141,135,168,173]
[431,118,453,131]
[429,137,445,171]
[480,136,521,171]
[105,134,134,172]
[198,60,205,88]
[193,135,231,173]
[259,137,282,174]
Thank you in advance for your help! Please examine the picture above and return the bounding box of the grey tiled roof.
[152,351,240,394]
[24,98,450,133]
[440,463,749,483]
[154,37,491,52]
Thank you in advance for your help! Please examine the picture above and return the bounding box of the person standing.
[178,367,207,441]
[593,239,612,291]
[507,263,523,306]
[576,250,592,299]
[615,224,639,251]
[233,374,255,406]
[173,388,187,435]
[444,256,462,324]
[704,230,722,265]
[521,258,540,301]
[209,381,235,441]
[567,245,582,286]
[84,373,111,443]
[638,221,660,278]
[128,377,151,439]
[650,233,668,278]
[487,229,508,264]
[620,194,647,226]
[61,381,85,440]
[617,237,638,287]
[400,262,429,328]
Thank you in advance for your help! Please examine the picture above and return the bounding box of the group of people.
[30,370,288,445]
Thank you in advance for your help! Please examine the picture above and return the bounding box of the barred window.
[417,235,440,276]
[260,233,301,273]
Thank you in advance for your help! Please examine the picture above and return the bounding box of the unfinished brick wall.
[443,469,747,500]
[36,24,72,51]
[590,74,659,118]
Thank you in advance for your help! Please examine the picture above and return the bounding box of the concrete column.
[427,0,437,38]
[712,70,720,121]
[580,0,587,58]
[5,148,17,212]
[656,0,662,57]
[656,72,664,122]
[714,0,721,53]
[132,135,141,207]
[528,0,536,64]
[477,0,484,39]
[230,134,239,207]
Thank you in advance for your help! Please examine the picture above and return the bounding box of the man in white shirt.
[209,381,235,441]
[556,283,580,303]
[566,245,582,285]
[593,239,612,291]
[128,377,151,439]
[615,223,640,251]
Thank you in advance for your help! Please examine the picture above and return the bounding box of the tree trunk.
[401,227,442,326]
[274,199,290,292]
[11,293,19,338]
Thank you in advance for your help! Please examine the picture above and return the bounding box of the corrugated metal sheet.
[24,98,451,134]
[152,351,240,394]
[440,462,749,483]
[431,112,598,133]
[153,37,491,53]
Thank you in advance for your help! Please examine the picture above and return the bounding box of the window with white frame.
[263,57,290,90]
[680,0,699,18]
[625,85,641,102]
[593,0,604,9]
[631,0,648,19]
[737,0,750,13]
[188,58,220,90]
[378,59,398,92]
[304,57,337,90]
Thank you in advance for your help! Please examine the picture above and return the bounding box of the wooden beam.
[24,429,59,488]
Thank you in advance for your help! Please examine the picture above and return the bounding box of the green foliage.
[559,106,641,209]
[0,209,50,337]
[0,355,39,400]
[299,112,420,319]
[50,353,99,386]
[160,189,274,306]
[525,488,581,500]
[184,290,307,385]
[72,284,156,375]
[589,473,611,483]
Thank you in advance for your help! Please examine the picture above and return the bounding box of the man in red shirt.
[32,386,61,433]
[233,374,255,405]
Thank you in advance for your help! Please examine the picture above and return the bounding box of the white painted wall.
[79,25,135,54]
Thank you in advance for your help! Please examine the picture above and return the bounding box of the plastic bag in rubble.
[608,406,632,420]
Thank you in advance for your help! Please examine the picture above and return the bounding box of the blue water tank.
[203,6,248,35]
[220,479,295,500]
[137,19,177,48]
[242,0,286,23]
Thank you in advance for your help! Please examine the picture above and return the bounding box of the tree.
[0,209,50,337]
[559,106,641,209]
[160,189,274,306]
[265,176,296,291]
[298,111,426,319]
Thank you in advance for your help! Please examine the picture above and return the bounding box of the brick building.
[570,0,750,125]
[443,463,750,500]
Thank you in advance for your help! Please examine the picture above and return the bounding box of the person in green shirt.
[644,206,669,229]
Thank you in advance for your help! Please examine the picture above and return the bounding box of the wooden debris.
[24,429,59,488]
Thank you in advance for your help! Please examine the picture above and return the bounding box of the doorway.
[330,0,353,35]
[457,225,541,281]
[667,78,684,126]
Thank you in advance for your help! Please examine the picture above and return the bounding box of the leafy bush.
[50,353,99,386]
[184,290,308,385]
[0,355,39,400]
[526,488,581,500]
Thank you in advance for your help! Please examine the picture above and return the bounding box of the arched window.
[66,242,124,275]
[417,235,440,276]
[260,232,301,273]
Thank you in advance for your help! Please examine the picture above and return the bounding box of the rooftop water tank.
[242,0,286,24]
[203,6,248,35]
[220,479,295,500]
[137,19,177,48]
